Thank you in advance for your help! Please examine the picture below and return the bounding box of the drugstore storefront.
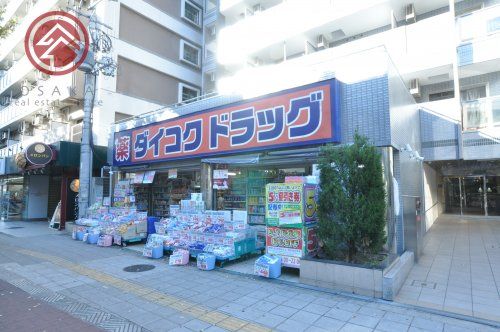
[111,79,339,225]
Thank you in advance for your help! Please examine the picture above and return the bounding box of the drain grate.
[123,264,155,272]
[412,280,437,289]
[6,226,24,229]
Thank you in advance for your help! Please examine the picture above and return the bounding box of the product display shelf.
[133,185,150,212]
[246,174,274,225]
[152,186,170,218]
[224,175,247,211]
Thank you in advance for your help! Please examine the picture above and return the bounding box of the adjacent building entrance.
[445,176,500,216]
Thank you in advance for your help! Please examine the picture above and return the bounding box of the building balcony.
[456,4,500,42]
[0,73,75,129]
[457,34,500,67]
[2,0,27,25]
[0,55,31,95]
[462,95,500,131]
[419,98,461,121]
[0,0,60,64]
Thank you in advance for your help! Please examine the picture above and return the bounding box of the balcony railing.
[462,95,500,130]
[0,0,59,63]
[0,55,30,94]
[0,73,74,128]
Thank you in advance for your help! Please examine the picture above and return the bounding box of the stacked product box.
[158,195,256,261]
[265,179,319,268]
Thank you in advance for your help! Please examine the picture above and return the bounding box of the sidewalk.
[0,221,499,332]
[0,279,103,332]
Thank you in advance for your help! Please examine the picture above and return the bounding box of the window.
[180,40,201,67]
[178,83,200,103]
[429,90,454,101]
[182,0,202,27]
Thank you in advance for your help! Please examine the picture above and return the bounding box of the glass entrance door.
[462,176,485,215]
[445,176,487,215]
[486,176,500,216]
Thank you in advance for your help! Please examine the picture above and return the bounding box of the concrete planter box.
[300,251,414,300]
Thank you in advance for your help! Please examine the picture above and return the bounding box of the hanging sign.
[168,169,177,179]
[213,169,228,179]
[133,172,145,184]
[25,143,54,166]
[142,171,156,183]
[113,79,340,166]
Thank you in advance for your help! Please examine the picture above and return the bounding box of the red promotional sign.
[113,79,339,166]
[266,226,304,258]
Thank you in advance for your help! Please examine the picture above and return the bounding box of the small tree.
[317,133,386,263]
[0,6,17,40]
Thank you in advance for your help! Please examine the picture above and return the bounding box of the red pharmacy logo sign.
[25,11,90,75]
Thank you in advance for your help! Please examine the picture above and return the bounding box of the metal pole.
[78,71,95,218]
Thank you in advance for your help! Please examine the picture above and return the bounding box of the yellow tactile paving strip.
[16,249,271,332]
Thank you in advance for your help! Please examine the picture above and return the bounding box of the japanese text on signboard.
[113,80,338,166]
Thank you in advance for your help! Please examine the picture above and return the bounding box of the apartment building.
[0,0,204,221]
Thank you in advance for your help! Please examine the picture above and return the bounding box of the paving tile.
[269,305,299,318]
[339,323,373,332]
[289,310,321,325]
[348,313,381,329]
[325,308,355,321]
[383,311,413,325]
[411,316,444,332]
[276,319,311,332]
[253,312,287,328]
[376,318,410,332]
[313,316,345,331]
[357,306,386,318]
[183,318,212,331]
[302,302,330,315]
[250,300,278,312]
[143,318,180,331]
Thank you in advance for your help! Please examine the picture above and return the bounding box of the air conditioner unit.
[405,4,416,23]
[0,132,7,140]
[409,78,421,97]
[19,121,29,134]
[253,4,263,14]
[317,35,328,49]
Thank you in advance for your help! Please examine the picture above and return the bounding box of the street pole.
[78,70,95,218]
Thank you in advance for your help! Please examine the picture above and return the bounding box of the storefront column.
[380,147,396,254]
[201,163,212,209]
[60,174,67,230]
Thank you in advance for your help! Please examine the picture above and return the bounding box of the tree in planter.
[0,6,17,39]
[317,133,386,263]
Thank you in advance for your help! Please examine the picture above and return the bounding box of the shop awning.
[202,154,260,164]
[53,141,108,169]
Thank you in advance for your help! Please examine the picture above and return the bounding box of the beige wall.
[116,56,181,105]
[143,0,181,18]
[119,5,201,70]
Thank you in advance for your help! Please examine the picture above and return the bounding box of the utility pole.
[77,69,95,218]
[75,2,116,218]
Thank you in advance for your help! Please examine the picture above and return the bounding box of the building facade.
[107,0,500,259]
[0,0,204,221]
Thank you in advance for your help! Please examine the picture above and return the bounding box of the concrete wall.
[423,164,443,232]
[116,56,199,105]
[387,61,423,256]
